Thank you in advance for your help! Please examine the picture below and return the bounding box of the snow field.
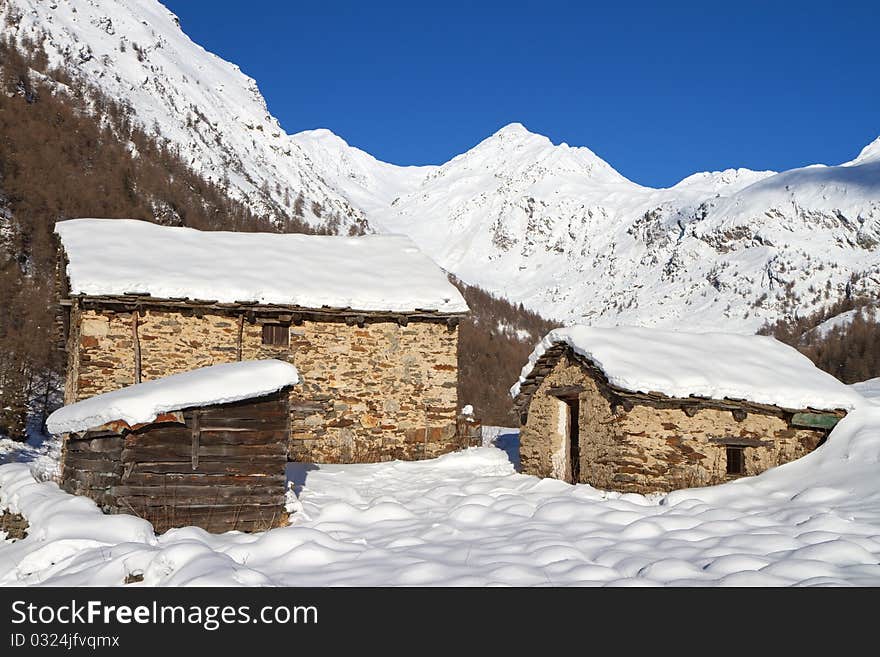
[3,406,880,586]
[852,378,880,403]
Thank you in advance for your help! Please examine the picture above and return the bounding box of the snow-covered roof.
[55,219,468,314]
[511,326,865,412]
[46,360,299,435]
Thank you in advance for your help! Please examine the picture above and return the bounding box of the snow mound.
[512,326,864,411]
[55,219,468,314]
[852,378,880,403]
[5,408,880,585]
[46,360,299,435]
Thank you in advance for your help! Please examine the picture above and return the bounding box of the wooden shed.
[47,360,299,533]
[511,326,862,494]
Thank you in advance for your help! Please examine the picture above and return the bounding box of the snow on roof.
[55,219,468,313]
[511,326,865,412]
[46,360,299,435]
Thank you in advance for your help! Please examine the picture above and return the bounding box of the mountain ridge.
[5,0,879,332]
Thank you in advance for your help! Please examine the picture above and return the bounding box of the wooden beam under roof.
[61,294,467,324]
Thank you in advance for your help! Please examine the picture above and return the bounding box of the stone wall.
[0,510,28,541]
[139,312,241,379]
[68,308,136,402]
[254,320,460,462]
[520,354,829,494]
[66,305,463,463]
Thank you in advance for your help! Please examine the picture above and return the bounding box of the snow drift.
[4,406,880,585]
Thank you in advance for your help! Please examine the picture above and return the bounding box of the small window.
[726,446,745,475]
[261,323,289,347]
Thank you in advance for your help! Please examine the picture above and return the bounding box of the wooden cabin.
[48,360,298,533]
[511,326,862,494]
[54,218,474,464]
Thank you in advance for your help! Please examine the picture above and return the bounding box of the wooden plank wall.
[61,390,290,534]
[61,431,124,509]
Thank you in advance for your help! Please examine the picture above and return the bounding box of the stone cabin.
[511,326,862,494]
[55,218,472,463]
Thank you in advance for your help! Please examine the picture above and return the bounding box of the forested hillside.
[0,34,297,438]
[760,298,880,385]
[452,278,559,425]
[0,35,549,437]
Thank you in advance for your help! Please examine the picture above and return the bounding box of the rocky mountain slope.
[4,0,369,234]
[360,124,879,331]
[6,0,879,332]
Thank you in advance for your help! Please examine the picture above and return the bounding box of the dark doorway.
[726,446,745,475]
[564,397,580,484]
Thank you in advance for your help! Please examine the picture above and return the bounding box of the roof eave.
[62,293,469,319]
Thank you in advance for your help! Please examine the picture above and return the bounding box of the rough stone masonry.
[518,350,834,494]
[64,304,463,463]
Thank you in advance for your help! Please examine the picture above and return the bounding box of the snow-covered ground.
[481,425,520,470]
[3,405,880,586]
[0,415,61,481]
[852,378,880,404]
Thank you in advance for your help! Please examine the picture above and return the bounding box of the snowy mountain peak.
[487,122,570,151]
[452,122,632,187]
[847,137,880,165]
[493,122,534,138]
[477,122,555,154]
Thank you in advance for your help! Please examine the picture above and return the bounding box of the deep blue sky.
[163,0,878,187]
